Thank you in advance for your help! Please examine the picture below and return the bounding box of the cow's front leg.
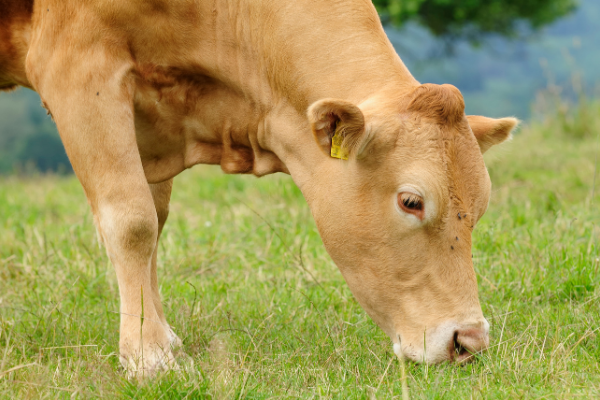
[28,49,175,379]
[103,180,177,379]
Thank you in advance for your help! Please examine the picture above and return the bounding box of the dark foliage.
[374,0,577,43]
[16,132,71,173]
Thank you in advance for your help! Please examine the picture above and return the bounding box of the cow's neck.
[263,13,417,190]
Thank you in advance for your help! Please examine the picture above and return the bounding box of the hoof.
[120,347,179,381]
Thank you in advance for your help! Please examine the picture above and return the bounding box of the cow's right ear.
[308,99,367,159]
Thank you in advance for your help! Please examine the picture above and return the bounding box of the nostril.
[452,331,470,359]
[451,326,489,362]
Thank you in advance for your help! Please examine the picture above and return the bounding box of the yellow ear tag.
[330,130,349,160]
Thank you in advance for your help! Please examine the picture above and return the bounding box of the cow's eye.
[398,192,424,220]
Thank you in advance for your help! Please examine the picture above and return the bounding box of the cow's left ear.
[308,98,367,159]
[467,115,519,154]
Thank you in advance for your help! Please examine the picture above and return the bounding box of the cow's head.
[305,83,517,363]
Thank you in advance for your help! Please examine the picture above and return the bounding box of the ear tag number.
[330,130,349,160]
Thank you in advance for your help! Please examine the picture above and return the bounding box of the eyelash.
[402,195,423,210]
[400,193,423,211]
[398,192,425,219]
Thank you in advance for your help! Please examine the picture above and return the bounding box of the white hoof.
[120,347,179,381]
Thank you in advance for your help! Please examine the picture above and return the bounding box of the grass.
[0,108,599,398]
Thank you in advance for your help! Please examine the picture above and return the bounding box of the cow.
[0,0,517,378]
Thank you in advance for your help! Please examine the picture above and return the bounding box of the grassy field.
[0,109,599,398]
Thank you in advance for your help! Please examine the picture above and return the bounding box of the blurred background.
[0,0,597,174]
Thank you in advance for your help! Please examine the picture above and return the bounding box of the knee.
[121,213,158,249]
[98,203,159,255]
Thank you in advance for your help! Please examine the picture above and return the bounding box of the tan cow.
[1,0,517,378]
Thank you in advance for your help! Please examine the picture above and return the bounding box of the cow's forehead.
[382,117,489,215]
[441,122,490,215]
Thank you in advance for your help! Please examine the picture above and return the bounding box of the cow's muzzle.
[394,318,490,364]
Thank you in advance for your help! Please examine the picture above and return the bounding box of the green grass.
[0,115,599,398]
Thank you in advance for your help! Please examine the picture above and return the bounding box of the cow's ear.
[308,98,367,159]
[467,115,519,154]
